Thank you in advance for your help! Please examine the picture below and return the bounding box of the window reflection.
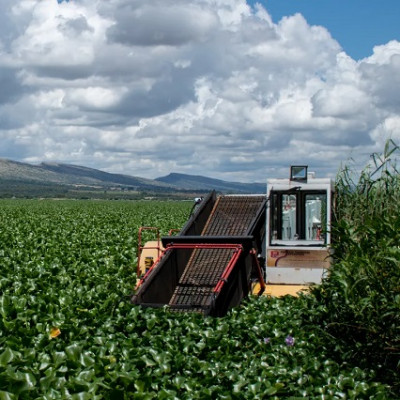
[281,194,296,240]
[305,194,326,241]
[270,191,327,245]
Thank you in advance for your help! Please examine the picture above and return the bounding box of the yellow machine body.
[252,282,308,297]
[137,241,164,277]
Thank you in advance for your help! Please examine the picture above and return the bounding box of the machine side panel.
[179,191,216,237]
[213,250,255,316]
[132,247,192,305]
[267,248,331,268]
[265,266,327,284]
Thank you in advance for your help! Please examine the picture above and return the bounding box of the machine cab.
[265,166,334,295]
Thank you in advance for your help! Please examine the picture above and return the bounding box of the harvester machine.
[132,191,267,316]
[133,165,334,316]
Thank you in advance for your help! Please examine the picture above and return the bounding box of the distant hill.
[156,173,265,194]
[38,162,173,190]
[0,159,265,198]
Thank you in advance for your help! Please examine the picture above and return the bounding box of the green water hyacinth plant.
[0,175,397,398]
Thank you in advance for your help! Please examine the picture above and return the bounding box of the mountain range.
[0,159,265,198]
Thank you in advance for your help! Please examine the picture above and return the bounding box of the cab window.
[270,191,327,245]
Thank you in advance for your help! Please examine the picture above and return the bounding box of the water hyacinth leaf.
[42,388,62,399]
[22,373,37,390]
[38,353,52,370]
[233,378,247,393]
[249,382,261,394]
[39,367,56,389]
[0,349,14,367]
[70,392,92,400]
[52,351,66,368]
[0,391,16,400]
[79,352,95,368]
[10,372,37,395]
[65,344,82,362]
[0,296,11,318]
[157,388,179,400]
[141,355,156,367]
[2,319,16,331]
[134,380,146,392]
[172,376,185,389]
[263,385,279,396]
[154,362,171,375]
[146,316,157,330]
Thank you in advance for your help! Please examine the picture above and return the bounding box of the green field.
[0,196,397,399]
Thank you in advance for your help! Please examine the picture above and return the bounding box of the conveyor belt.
[202,196,266,236]
[179,247,233,286]
[169,196,265,309]
[169,247,234,308]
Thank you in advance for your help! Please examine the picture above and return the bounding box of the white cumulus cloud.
[0,0,399,182]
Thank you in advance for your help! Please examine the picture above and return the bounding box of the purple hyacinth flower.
[285,335,295,346]
[263,337,270,344]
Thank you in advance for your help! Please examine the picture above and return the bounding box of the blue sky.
[0,0,399,182]
[250,0,400,60]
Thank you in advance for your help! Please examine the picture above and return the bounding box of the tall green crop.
[312,140,400,390]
